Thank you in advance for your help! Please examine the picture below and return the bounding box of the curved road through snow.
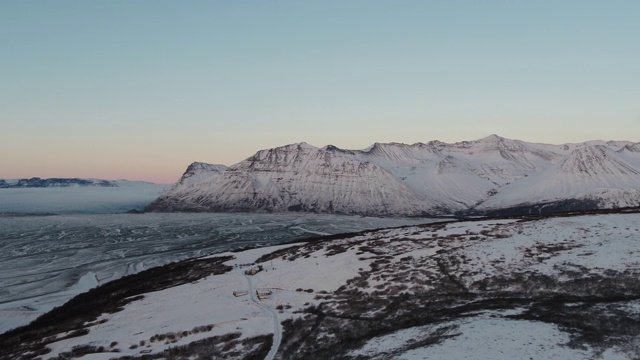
[244,273,282,360]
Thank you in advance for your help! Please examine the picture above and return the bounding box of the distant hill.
[0,177,117,188]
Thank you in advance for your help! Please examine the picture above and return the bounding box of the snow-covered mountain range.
[148,135,640,216]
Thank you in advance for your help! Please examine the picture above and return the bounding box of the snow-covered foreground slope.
[0,180,170,214]
[149,135,640,216]
[4,210,640,359]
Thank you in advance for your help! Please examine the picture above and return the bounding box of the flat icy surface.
[0,212,430,333]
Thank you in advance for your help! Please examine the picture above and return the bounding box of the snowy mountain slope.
[5,211,640,359]
[358,135,567,211]
[476,144,640,211]
[149,136,640,216]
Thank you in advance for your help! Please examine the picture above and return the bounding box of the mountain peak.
[185,162,227,172]
[364,141,410,151]
[322,144,356,155]
[175,162,228,188]
[479,134,504,142]
[292,141,315,148]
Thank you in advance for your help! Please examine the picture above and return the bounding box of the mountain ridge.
[148,135,640,216]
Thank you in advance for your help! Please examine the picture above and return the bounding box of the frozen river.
[0,212,432,333]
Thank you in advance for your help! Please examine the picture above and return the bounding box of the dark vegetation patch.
[49,344,109,360]
[472,203,640,219]
[145,323,216,347]
[114,333,273,360]
[254,220,457,264]
[470,199,603,217]
[0,256,233,359]
[277,271,640,359]
[512,297,640,356]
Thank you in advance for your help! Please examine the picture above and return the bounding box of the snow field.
[251,245,374,317]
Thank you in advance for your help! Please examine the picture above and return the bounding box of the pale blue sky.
[2,1,639,183]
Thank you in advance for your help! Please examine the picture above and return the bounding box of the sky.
[2,1,639,183]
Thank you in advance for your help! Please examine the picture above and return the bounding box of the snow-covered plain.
[8,211,638,359]
[0,213,429,333]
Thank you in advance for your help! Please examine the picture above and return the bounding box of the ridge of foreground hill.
[3,208,640,359]
[147,135,640,216]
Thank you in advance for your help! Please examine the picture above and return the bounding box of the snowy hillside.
[4,210,640,359]
[148,135,640,216]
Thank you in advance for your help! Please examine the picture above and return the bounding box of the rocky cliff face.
[148,135,640,216]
